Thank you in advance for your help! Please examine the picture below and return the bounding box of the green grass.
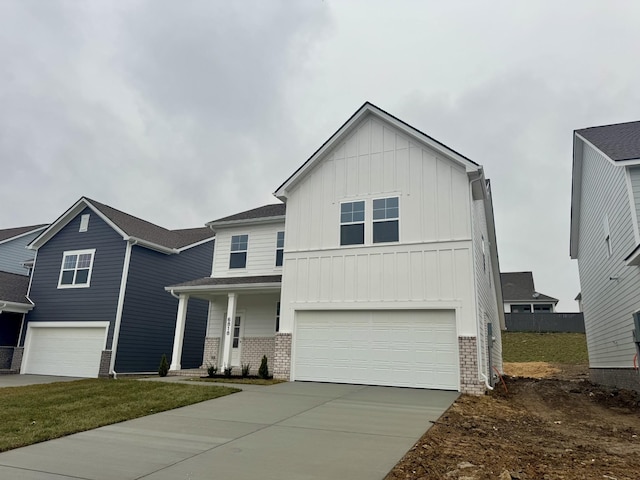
[0,379,239,453]
[502,332,589,364]
[190,377,285,385]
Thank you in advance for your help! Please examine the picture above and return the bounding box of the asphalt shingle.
[0,271,30,304]
[577,121,640,162]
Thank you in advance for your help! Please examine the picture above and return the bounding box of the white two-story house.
[168,102,504,394]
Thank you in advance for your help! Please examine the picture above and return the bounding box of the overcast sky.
[2,1,639,311]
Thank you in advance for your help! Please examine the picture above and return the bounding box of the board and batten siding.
[206,293,280,338]
[0,230,41,275]
[577,143,640,368]
[471,197,502,375]
[212,222,285,278]
[116,240,214,372]
[24,208,126,347]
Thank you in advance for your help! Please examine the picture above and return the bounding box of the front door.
[230,314,243,366]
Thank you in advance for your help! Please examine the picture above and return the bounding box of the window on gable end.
[373,197,399,243]
[275,231,284,267]
[58,249,95,288]
[229,234,248,269]
[340,201,365,246]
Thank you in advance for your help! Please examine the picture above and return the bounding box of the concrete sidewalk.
[0,381,458,480]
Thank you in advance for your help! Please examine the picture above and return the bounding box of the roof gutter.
[206,215,285,229]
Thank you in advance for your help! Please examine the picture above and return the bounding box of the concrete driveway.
[0,381,458,480]
[0,374,83,387]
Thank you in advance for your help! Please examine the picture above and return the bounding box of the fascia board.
[165,282,281,293]
[175,236,216,253]
[206,216,285,229]
[0,300,34,313]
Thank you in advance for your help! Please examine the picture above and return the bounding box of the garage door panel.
[294,310,459,390]
[24,326,106,378]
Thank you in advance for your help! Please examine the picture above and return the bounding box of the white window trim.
[372,196,400,244]
[275,231,285,267]
[339,200,366,246]
[229,234,249,269]
[57,249,96,289]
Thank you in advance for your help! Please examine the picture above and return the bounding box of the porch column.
[221,293,237,370]
[170,294,189,371]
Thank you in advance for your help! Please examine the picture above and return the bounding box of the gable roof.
[274,101,481,200]
[207,203,286,228]
[30,197,214,253]
[576,121,640,162]
[0,224,48,244]
[500,272,558,303]
[0,271,32,310]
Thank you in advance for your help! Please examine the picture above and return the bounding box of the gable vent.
[79,214,90,232]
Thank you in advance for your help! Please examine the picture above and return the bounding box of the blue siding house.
[0,224,47,276]
[15,197,214,377]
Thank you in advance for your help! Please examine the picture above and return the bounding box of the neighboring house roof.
[30,197,214,253]
[575,292,582,301]
[576,121,640,162]
[0,271,32,310]
[207,204,286,228]
[166,275,282,293]
[0,224,48,245]
[274,101,482,200]
[500,272,558,303]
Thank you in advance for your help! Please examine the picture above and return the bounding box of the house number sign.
[226,317,231,336]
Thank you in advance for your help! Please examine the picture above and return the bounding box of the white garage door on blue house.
[293,310,459,390]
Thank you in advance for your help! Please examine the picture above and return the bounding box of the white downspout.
[110,240,135,377]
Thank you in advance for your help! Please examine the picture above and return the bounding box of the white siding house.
[571,121,640,392]
[168,102,504,394]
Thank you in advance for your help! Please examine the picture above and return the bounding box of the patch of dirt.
[385,364,640,480]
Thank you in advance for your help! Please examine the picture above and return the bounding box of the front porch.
[0,271,34,373]
[166,275,283,377]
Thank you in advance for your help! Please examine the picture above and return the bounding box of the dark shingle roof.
[500,272,558,303]
[0,271,30,304]
[209,204,286,224]
[86,198,214,249]
[0,224,47,243]
[576,121,640,162]
[168,275,282,289]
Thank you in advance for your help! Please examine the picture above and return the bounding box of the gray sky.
[2,1,639,311]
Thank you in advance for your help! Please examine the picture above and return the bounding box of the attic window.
[79,214,90,232]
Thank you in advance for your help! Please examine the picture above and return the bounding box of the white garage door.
[294,310,459,390]
[23,323,108,378]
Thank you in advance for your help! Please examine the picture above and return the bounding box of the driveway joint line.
[0,462,92,480]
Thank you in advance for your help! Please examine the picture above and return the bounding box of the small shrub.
[241,363,251,378]
[206,363,218,378]
[223,366,233,378]
[258,355,269,379]
[158,354,169,377]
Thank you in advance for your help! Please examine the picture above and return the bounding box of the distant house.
[166,102,505,394]
[0,224,47,276]
[12,197,215,378]
[570,120,640,392]
[500,271,558,313]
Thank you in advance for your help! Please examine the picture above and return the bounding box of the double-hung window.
[340,201,365,245]
[275,231,284,267]
[275,301,280,332]
[58,249,95,288]
[230,234,248,269]
[372,197,399,243]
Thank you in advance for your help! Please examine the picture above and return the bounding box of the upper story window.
[275,231,285,267]
[511,304,532,313]
[58,249,95,288]
[229,234,248,269]
[372,197,399,243]
[340,201,365,245]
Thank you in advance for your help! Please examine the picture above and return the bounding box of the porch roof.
[166,275,282,295]
[0,271,34,313]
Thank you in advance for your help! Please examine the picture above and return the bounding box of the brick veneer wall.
[240,337,275,375]
[99,350,112,378]
[11,347,23,372]
[202,337,220,368]
[458,336,485,395]
[0,346,14,369]
[590,368,640,393]
[274,333,292,380]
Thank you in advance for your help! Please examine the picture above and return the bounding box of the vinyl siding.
[206,293,279,338]
[576,143,640,367]
[24,208,126,346]
[0,230,41,275]
[629,166,640,231]
[471,196,502,375]
[115,240,214,372]
[212,222,285,277]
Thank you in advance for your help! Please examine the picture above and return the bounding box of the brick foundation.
[0,346,14,369]
[99,350,112,378]
[458,336,485,395]
[201,337,220,368]
[240,337,275,375]
[10,347,23,372]
[274,333,292,380]
[590,368,640,394]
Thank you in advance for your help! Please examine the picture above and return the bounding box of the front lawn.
[0,379,238,452]
[502,331,588,364]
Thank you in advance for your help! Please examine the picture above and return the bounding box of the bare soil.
[385,364,640,480]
